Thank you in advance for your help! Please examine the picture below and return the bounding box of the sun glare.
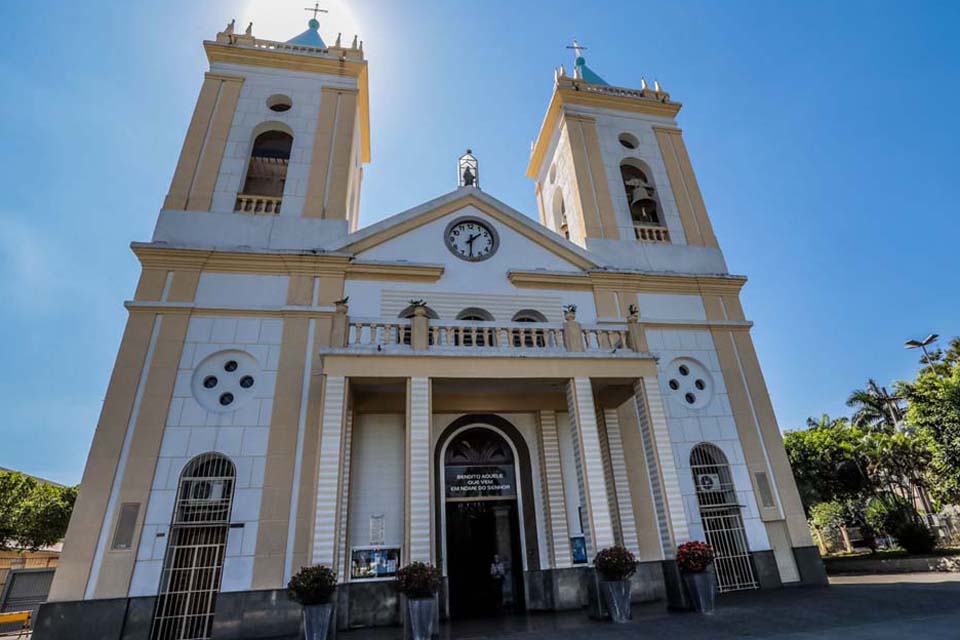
[238,0,361,46]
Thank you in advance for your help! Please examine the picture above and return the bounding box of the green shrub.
[396,562,441,598]
[892,520,937,554]
[864,494,913,535]
[286,565,337,605]
[594,546,637,581]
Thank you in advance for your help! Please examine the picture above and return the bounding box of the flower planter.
[407,597,436,640]
[599,579,632,623]
[302,602,334,640]
[682,565,717,614]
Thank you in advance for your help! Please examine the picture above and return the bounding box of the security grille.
[150,453,235,640]
[690,444,757,592]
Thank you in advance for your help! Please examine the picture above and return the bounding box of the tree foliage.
[0,470,77,551]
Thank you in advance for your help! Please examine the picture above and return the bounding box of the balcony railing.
[344,317,638,355]
[634,224,670,243]
[235,194,282,215]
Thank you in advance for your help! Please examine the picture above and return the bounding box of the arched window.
[511,310,548,347]
[689,444,758,592]
[241,130,293,198]
[151,453,236,640]
[620,159,662,227]
[397,305,439,346]
[456,308,493,346]
[551,189,569,239]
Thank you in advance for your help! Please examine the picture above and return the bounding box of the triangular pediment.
[335,187,598,271]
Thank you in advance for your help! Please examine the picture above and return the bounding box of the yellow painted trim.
[507,269,747,295]
[319,354,658,379]
[527,84,683,178]
[130,245,444,281]
[563,114,619,241]
[652,127,718,249]
[337,192,597,270]
[184,75,244,211]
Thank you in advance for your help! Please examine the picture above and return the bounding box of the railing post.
[411,306,430,350]
[331,300,350,347]
[562,307,584,353]
[626,311,648,352]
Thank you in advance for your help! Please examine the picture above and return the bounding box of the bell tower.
[528,42,725,272]
[160,14,370,240]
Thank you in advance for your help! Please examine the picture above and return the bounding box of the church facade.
[38,15,826,640]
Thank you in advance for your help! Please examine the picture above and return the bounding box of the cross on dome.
[565,38,609,86]
[287,4,328,47]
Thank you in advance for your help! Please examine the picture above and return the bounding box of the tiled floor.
[339,573,960,640]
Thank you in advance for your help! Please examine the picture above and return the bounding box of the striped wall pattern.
[537,410,572,568]
[312,376,348,566]
[595,409,623,547]
[632,378,689,557]
[566,378,616,555]
[336,411,354,580]
[406,378,433,563]
[603,408,641,556]
[382,289,564,322]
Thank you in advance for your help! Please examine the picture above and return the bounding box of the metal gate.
[150,453,235,640]
[690,443,758,592]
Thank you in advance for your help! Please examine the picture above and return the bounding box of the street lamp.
[905,333,940,375]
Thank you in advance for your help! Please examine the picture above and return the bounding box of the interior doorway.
[442,426,525,619]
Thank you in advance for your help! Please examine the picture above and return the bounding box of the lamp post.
[905,333,940,377]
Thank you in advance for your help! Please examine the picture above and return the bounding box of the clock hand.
[466,233,479,257]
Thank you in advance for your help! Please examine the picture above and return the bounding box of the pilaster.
[311,376,349,567]
[405,378,433,563]
[536,410,572,568]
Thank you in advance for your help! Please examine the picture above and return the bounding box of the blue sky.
[1,1,957,484]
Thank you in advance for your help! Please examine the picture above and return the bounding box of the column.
[536,410,572,568]
[311,376,349,567]
[631,378,689,556]
[565,378,615,557]
[336,411,354,581]
[405,378,432,563]
[602,408,641,557]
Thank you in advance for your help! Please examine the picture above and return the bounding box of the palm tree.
[846,379,903,432]
[806,414,846,430]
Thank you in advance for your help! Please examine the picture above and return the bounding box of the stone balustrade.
[633,224,670,243]
[235,194,282,215]
[342,314,645,355]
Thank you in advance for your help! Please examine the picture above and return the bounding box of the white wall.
[555,411,584,539]
[194,273,289,308]
[128,315,283,597]
[348,414,405,554]
[645,328,770,552]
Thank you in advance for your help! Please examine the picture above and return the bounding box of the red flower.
[676,541,714,573]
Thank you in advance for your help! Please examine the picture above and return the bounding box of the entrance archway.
[435,416,539,619]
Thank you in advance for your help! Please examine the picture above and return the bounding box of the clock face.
[444,217,498,262]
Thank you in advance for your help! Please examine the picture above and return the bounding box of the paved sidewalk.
[341,573,960,640]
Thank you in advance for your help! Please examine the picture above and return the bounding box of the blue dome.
[286,20,327,48]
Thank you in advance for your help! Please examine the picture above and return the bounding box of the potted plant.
[562,304,577,321]
[676,541,717,614]
[396,561,441,640]
[593,545,636,623]
[287,565,337,640]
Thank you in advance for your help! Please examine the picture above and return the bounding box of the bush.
[865,494,913,535]
[396,562,441,599]
[594,546,637,581]
[286,565,337,605]
[676,541,714,573]
[892,520,937,554]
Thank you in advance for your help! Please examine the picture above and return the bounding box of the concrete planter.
[303,603,333,640]
[682,566,717,615]
[407,597,436,640]
[599,580,632,622]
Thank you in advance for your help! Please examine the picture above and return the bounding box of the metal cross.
[304,3,328,19]
[566,39,586,59]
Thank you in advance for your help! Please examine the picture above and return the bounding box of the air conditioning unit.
[697,473,721,492]
[191,479,227,502]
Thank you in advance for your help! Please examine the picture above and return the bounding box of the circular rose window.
[664,358,713,410]
[191,350,262,412]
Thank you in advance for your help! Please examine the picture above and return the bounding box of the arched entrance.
[436,418,535,619]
